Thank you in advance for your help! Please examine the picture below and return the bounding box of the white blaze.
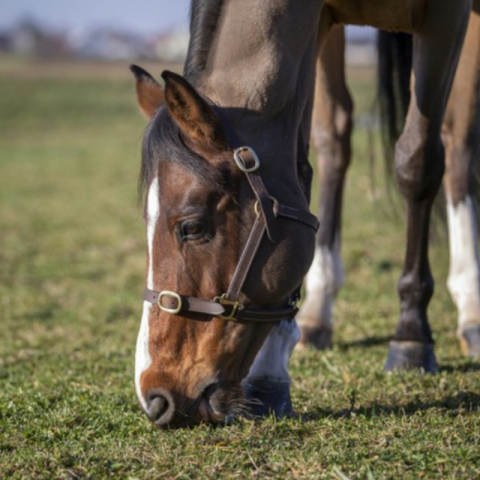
[135,177,160,410]
[446,195,480,329]
[298,237,344,330]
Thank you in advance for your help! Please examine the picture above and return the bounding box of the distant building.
[6,19,69,58]
[10,20,43,56]
[68,28,154,60]
[0,21,376,65]
[151,29,189,63]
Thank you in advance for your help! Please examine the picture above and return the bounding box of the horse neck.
[187,0,323,206]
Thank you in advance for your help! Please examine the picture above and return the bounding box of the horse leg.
[297,25,353,349]
[242,318,300,416]
[385,2,470,371]
[443,7,480,358]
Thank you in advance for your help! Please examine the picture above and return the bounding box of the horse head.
[131,66,316,427]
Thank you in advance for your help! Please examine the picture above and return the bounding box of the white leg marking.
[135,178,160,410]
[245,319,300,383]
[446,195,480,329]
[298,237,344,329]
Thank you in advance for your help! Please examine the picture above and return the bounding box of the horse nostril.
[146,389,175,425]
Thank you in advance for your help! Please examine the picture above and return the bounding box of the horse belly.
[325,0,428,32]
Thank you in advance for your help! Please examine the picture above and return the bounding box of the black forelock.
[138,107,226,201]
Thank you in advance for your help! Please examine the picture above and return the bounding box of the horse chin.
[167,381,245,428]
[197,395,231,424]
[201,381,246,423]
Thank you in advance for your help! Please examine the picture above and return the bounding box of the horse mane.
[184,0,225,82]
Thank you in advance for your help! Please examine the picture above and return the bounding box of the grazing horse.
[131,0,471,427]
[298,6,480,364]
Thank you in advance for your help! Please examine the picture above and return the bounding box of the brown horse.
[298,6,480,365]
[131,0,472,427]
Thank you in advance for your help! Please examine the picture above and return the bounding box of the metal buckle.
[213,293,244,321]
[158,291,182,315]
[254,196,278,216]
[233,146,260,173]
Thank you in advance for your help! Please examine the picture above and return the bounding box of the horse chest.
[324,0,428,32]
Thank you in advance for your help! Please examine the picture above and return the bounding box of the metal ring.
[233,146,260,173]
[213,293,244,321]
[254,196,278,216]
[158,291,182,315]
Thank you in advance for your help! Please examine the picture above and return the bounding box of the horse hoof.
[298,326,332,350]
[243,379,293,418]
[459,325,480,358]
[384,341,438,372]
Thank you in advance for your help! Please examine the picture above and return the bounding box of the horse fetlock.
[458,324,480,357]
[298,242,343,339]
[243,378,293,418]
[384,341,438,373]
[298,325,333,350]
[397,272,434,310]
[297,299,334,330]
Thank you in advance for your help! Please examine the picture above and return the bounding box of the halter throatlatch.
[143,103,319,323]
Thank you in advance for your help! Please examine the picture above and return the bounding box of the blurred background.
[1,3,471,478]
[0,0,375,65]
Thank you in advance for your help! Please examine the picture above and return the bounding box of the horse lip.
[198,396,212,421]
[197,382,225,423]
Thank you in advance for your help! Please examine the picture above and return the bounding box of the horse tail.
[376,31,447,229]
[376,30,413,159]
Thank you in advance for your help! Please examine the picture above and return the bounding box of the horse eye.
[179,220,206,241]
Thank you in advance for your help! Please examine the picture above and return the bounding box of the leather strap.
[242,160,278,241]
[143,288,298,322]
[225,212,265,301]
[201,94,279,242]
[237,306,298,322]
[144,290,226,316]
[275,204,319,231]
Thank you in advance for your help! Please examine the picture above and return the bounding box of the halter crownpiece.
[143,97,319,323]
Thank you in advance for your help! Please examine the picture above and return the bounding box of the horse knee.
[395,126,445,201]
[313,89,353,169]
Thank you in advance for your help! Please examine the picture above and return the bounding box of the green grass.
[1,62,479,480]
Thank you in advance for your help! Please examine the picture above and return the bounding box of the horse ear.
[161,70,228,152]
[130,65,164,118]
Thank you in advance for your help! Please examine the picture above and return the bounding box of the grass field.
[1,59,479,480]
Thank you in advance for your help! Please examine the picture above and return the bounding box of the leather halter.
[143,102,319,323]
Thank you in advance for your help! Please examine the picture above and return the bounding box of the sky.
[0,0,375,40]
[0,0,191,34]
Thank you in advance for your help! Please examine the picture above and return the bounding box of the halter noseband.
[143,102,319,323]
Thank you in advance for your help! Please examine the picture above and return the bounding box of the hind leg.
[385,1,470,371]
[443,7,480,358]
[297,25,353,349]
